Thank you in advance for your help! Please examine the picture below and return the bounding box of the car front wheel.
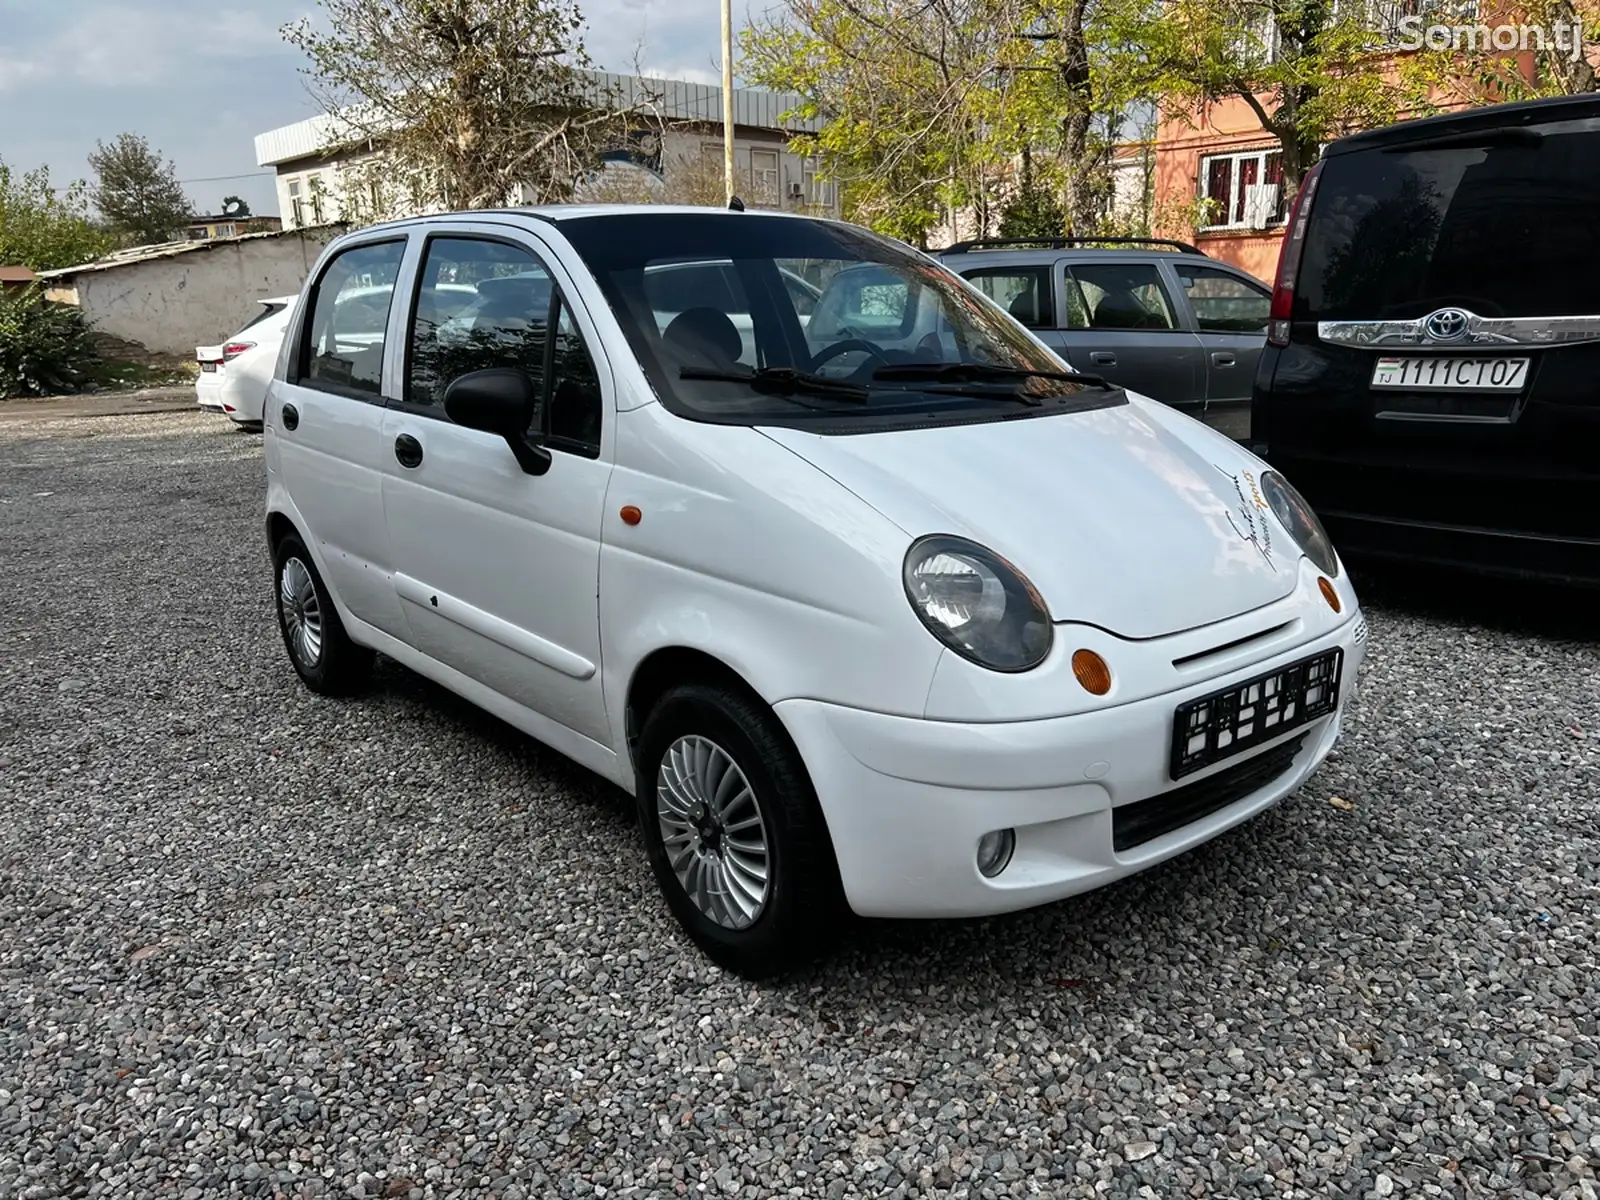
[636,682,844,978]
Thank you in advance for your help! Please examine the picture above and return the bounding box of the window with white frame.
[286,178,305,228]
[748,149,780,204]
[1198,148,1288,231]
[801,159,834,209]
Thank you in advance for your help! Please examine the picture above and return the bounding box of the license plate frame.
[199,361,218,373]
[1370,356,1529,392]
[1170,648,1344,780]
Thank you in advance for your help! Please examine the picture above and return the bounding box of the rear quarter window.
[1296,117,1600,321]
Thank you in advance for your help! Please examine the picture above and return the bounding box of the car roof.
[346,203,825,238]
[1326,93,1600,156]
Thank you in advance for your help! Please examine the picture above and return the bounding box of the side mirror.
[443,367,552,476]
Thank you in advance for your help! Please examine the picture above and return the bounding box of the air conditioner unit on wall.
[787,181,804,200]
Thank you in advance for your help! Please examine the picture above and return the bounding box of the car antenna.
[727,195,746,212]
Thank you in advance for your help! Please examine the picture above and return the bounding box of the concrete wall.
[58,230,344,356]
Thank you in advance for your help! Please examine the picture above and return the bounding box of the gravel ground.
[2,410,1597,1200]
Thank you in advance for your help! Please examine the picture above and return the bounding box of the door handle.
[394,434,424,468]
[280,402,299,431]
[1211,352,1237,367]
[1089,351,1117,366]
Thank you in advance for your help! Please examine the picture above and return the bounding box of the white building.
[253,71,841,228]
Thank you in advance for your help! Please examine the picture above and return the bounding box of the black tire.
[635,682,846,978]
[273,533,374,696]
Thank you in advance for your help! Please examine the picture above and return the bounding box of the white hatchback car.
[263,206,1366,977]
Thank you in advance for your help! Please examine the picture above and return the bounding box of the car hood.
[756,397,1302,640]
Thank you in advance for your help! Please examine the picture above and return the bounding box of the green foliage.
[999,154,1067,239]
[742,0,1156,246]
[0,160,114,272]
[89,133,193,246]
[220,194,252,218]
[0,286,99,399]
[1117,0,1459,194]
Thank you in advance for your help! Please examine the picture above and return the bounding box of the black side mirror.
[442,368,552,476]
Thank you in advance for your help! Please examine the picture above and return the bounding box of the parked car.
[195,296,296,425]
[936,237,1273,418]
[1252,94,1600,587]
[197,284,479,427]
[264,205,1365,976]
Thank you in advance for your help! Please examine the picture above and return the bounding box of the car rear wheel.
[635,682,844,978]
[273,533,373,696]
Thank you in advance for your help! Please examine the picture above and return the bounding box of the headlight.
[1261,471,1339,577]
[903,535,1052,672]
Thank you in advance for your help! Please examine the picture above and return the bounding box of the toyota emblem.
[1423,308,1470,342]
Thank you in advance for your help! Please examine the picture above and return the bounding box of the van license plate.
[1371,356,1528,391]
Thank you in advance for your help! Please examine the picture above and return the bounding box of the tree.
[283,0,640,212]
[220,194,252,218]
[0,160,114,271]
[741,0,1154,246]
[998,150,1066,238]
[1122,0,1457,203]
[89,133,193,245]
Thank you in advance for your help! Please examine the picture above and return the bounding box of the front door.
[377,227,614,746]
[267,235,411,637]
[1053,259,1206,412]
[1170,261,1272,412]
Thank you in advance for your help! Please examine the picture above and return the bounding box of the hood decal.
[1220,465,1276,570]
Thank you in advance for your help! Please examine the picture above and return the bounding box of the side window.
[406,236,554,408]
[547,300,603,455]
[962,268,1053,329]
[299,239,406,396]
[1174,264,1271,333]
[811,267,917,341]
[1064,263,1179,331]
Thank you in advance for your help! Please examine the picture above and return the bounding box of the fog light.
[1318,576,1341,613]
[976,828,1015,878]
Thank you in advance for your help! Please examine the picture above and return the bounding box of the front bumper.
[777,607,1366,919]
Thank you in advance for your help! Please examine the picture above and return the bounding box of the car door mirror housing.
[443,368,553,476]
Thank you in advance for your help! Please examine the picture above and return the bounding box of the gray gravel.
[2,409,1598,1200]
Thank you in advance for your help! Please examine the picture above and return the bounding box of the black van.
[1251,95,1600,586]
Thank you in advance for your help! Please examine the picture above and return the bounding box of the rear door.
[267,235,411,638]
[1268,113,1600,542]
[1055,258,1206,412]
[1170,261,1271,410]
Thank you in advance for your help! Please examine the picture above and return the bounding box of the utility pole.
[722,0,736,204]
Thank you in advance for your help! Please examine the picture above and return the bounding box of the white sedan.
[195,297,297,426]
[262,205,1366,977]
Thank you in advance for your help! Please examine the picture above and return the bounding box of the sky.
[0,0,757,220]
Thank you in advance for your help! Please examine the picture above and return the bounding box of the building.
[184,214,284,241]
[253,71,842,229]
[37,227,345,356]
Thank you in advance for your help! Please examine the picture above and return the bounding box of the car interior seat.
[661,307,744,369]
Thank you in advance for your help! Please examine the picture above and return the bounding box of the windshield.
[1297,115,1600,321]
[558,212,1119,428]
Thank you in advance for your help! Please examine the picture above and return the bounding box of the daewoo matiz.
[263,205,1366,977]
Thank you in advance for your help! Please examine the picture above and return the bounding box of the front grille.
[1113,732,1308,853]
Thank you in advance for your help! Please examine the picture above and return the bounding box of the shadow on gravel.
[1345,559,1599,645]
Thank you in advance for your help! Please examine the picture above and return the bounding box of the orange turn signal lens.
[1072,649,1113,696]
[619,505,642,526]
[1318,576,1341,613]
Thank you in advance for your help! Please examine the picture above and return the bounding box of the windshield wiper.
[680,365,870,402]
[871,362,1113,390]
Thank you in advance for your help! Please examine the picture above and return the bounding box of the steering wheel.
[810,338,889,371]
